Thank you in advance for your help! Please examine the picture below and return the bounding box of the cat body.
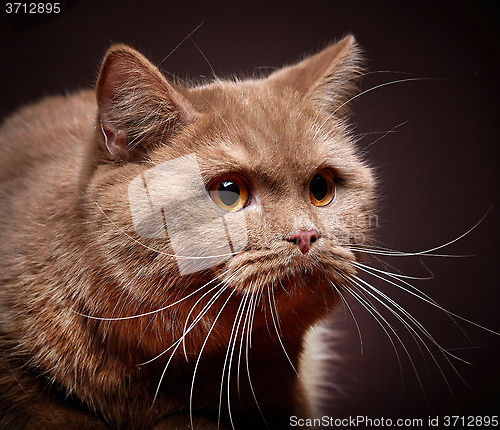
[0,36,374,429]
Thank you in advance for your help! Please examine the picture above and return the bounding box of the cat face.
[83,36,374,353]
[187,82,374,294]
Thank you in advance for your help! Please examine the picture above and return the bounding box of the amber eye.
[208,175,249,212]
[309,170,336,207]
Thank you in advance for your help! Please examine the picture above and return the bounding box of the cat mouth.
[218,240,356,295]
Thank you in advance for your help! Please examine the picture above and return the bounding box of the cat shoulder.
[0,90,96,181]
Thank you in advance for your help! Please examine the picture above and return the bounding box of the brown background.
[1,0,499,425]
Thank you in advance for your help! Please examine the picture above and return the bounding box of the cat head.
[82,35,375,352]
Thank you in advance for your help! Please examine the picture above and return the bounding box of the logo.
[128,154,248,275]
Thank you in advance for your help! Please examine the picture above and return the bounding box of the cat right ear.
[268,35,363,118]
[96,44,198,159]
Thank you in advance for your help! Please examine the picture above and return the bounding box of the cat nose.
[287,230,318,254]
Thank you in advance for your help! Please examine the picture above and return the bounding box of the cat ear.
[96,44,198,158]
[268,35,363,117]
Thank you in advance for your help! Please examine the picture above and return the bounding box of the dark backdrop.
[1,0,499,426]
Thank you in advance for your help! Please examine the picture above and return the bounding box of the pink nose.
[288,230,318,254]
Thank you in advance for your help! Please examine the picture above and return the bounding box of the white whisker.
[158,22,205,67]
[347,273,466,409]
[219,288,250,430]
[352,260,500,337]
[75,267,233,321]
[244,288,267,426]
[359,120,409,152]
[189,288,237,429]
[142,267,247,366]
[328,279,364,354]
[140,284,227,366]
[151,267,247,407]
[236,291,253,397]
[266,284,298,376]
[331,78,440,118]
[350,208,491,259]
[338,274,408,388]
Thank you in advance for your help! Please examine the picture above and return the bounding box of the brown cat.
[0,35,374,429]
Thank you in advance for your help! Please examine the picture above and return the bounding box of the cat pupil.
[311,174,327,201]
[218,180,240,206]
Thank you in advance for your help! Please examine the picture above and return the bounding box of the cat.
[0,35,375,429]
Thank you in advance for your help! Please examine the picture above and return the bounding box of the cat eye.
[309,170,336,207]
[208,175,250,212]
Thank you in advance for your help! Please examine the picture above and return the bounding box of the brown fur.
[0,36,374,429]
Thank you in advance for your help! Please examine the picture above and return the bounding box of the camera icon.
[128,154,248,275]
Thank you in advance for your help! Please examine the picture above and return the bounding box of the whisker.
[158,22,205,67]
[103,284,129,339]
[336,273,407,390]
[189,288,237,429]
[236,290,253,398]
[140,283,228,366]
[349,246,473,258]
[353,260,439,300]
[331,77,441,118]
[361,70,421,77]
[151,333,184,404]
[312,77,440,142]
[248,287,265,349]
[75,267,234,321]
[186,31,216,79]
[151,267,247,406]
[338,274,404,353]
[354,261,474,359]
[266,284,298,376]
[350,208,491,259]
[346,273,464,409]
[181,280,232,360]
[142,266,247,366]
[359,120,409,152]
[244,288,267,426]
[328,280,364,354]
[218,287,250,430]
[352,272,447,358]
[352,260,500,337]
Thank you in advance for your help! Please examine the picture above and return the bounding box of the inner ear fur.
[96,44,198,159]
[268,35,364,117]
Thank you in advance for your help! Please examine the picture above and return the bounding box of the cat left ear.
[268,35,363,117]
[96,44,198,159]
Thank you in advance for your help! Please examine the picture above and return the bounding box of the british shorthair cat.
[0,35,375,429]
